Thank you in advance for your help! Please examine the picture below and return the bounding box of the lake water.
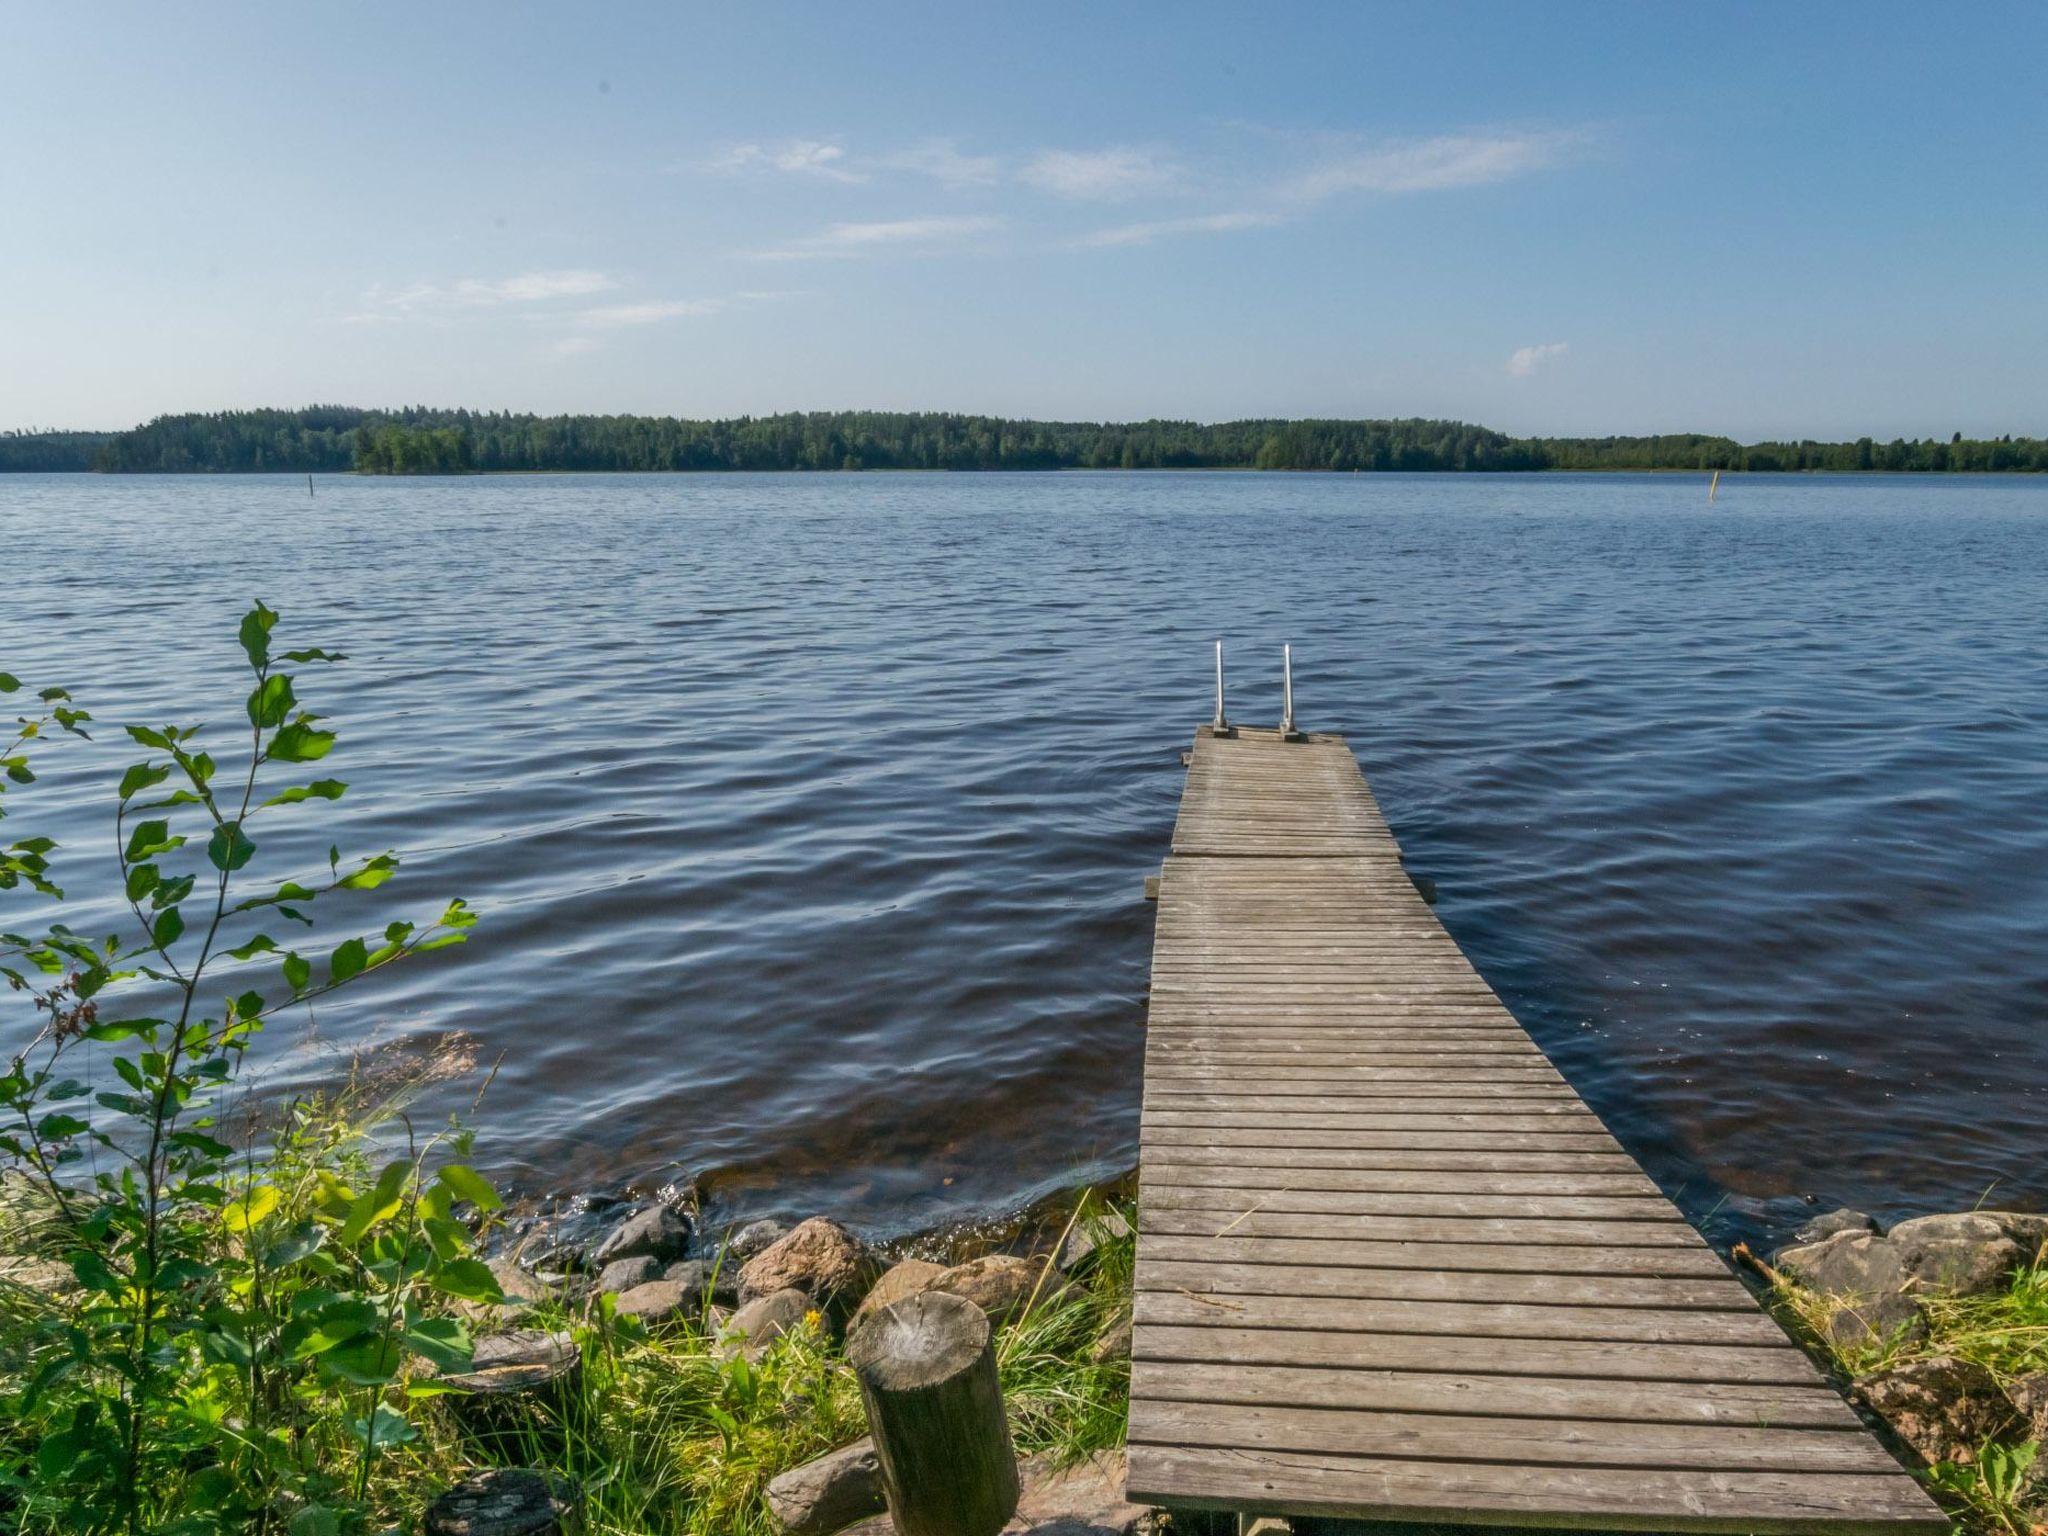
[2,471,2043,1247]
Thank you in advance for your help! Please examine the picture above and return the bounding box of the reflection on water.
[2,470,2043,1245]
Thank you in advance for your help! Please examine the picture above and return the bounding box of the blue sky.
[4,1,2044,438]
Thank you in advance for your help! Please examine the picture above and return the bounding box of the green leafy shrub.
[0,604,491,1535]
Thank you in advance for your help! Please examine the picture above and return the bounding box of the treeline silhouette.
[0,430,115,472]
[13,407,2048,474]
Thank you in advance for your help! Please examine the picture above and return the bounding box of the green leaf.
[429,1257,503,1304]
[288,1299,381,1358]
[263,778,347,807]
[239,601,278,670]
[119,762,171,801]
[269,722,336,763]
[124,863,160,902]
[281,648,346,664]
[151,907,185,948]
[282,951,311,991]
[34,1113,89,1140]
[246,673,297,729]
[152,873,195,909]
[329,936,368,983]
[125,725,172,750]
[223,1184,281,1232]
[227,933,276,960]
[289,1506,340,1536]
[350,1401,417,1447]
[206,821,256,871]
[327,1334,404,1388]
[337,1159,410,1245]
[124,820,184,860]
[402,1315,473,1373]
[436,1164,502,1213]
[338,852,400,892]
[0,672,16,692]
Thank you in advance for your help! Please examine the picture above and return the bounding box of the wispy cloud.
[1076,210,1282,248]
[756,214,1005,261]
[882,138,1002,187]
[575,298,726,327]
[708,139,865,183]
[1071,127,1587,250]
[352,269,617,320]
[1505,341,1569,377]
[1020,145,1181,201]
[1283,129,1587,203]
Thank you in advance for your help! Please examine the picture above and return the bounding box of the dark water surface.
[3,471,2044,1247]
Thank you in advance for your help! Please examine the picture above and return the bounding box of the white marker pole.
[1212,641,1229,735]
[1282,643,1297,736]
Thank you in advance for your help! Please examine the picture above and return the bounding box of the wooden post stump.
[424,1469,578,1536]
[847,1291,1018,1536]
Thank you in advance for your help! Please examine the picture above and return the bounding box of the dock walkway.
[1125,725,1944,1533]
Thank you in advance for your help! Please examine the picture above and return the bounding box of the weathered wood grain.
[1127,724,1943,1529]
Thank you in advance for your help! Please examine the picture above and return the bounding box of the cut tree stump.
[847,1291,1018,1536]
[444,1330,581,1434]
[424,1469,578,1536]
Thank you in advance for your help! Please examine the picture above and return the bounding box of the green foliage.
[0,431,113,473]
[352,424,475,476]
[1780,1252,2048,1533]
[0,604,485,1535]
[37,405,2048,474]
[1925,1441,2039,1536]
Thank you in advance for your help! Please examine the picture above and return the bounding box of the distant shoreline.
[5,408,2045,475]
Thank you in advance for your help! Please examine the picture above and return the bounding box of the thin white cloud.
[553,336,602,356]
[1505,341,1569,377]
[1284,129,1587,204]
[756,214,1005,261]
[1020,145,1181,201]
[1075,209,1283,248]
[709,139,865,183]
[576,298,726,327]
[352,269,617,321]
[882,138,1002,187]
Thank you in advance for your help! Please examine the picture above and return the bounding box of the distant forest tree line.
[6,408,2046,474]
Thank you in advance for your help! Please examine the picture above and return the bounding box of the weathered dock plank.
[1127,726,1944,1531]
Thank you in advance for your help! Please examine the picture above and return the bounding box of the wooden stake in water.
[1708,469,1720,502]
[1211,640,1231,736]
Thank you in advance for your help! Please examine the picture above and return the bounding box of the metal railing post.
[1211,641,1232,736]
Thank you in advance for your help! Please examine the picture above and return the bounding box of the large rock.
[717,1287,814,1362]
[850,1259,948,1331]
[739,1218,879,1315]
[765,1437,884,1536]
[838,1450,1160,1536]
[930,1254,1045,1324]
[729,1218,791,1259]
[2006,1375,2048,1443]
[664,1257,737,1306]
[1851,1355,2020,1465]
[1899,1237,2020,1297]
[591,1203,692,1268]
[1822,1291,1924,1352]
[613,1279,693,1327]
[593,1255,659,1294]
[1091,1308,1133,1364]
[1778,1214,2027,1304]
[459,1256,553,1325]
[1058,1210,1133,1274]
[1794,1208,1880,1245]
[1775,1231,1905,1298]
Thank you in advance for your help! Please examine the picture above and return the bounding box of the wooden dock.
[1125,725,1945,1533]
